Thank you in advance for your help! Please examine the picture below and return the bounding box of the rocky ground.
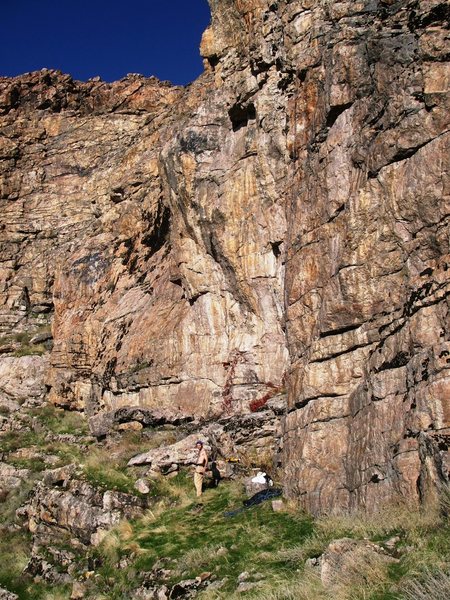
[1,396,450,599]
[0,392,284,598]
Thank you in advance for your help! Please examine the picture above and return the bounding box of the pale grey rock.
[0,461,30,494]
[237,581,259,593]
[319,538,399,589]
[271,499,284,512]
[24,478,146,547]
[0,587,19,600]
[70,581,86,599]
[0,355,49,409]
[135,478,150,494]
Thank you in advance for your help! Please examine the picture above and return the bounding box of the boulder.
[0,355,49,411]
[319,538,399,589]
[127,407,284,476]
[135,478,150,494]
[128,433,202,471]
[0,462,30,498]
[0,588,18,600]
[23,477,146,547]
[88,407,194,438]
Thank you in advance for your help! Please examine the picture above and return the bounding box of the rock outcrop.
[0,0,449,514]
[127,395,285,476]
[23,465,147,547]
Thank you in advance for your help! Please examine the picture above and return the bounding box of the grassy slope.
[85,473,450,600]
[1,410,449,599]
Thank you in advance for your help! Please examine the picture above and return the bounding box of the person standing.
[194,440,208,498]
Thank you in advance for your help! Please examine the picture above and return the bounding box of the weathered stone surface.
[135,478,150,494]
[88,406,194,438]
[319,538,398,589]
[0,0,448,515]
[128,432,202,471]
[0,355,49,411]
[0,58,288,422]
[24,476,146,546]
[281,0,450,513]
[132,572,212,600]
[70,581,86,600]
[0,587,19,600]
[127,404,283,474]
[0,461,29,500]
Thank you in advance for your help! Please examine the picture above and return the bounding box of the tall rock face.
[0,0,449,514]
[280,0,450,513]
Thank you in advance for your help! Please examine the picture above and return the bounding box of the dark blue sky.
[0,0,211,85]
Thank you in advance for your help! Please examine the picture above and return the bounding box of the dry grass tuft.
[98,519,135,565]
[439,483,450,517]
[253,570,327,600]
[401,568,450,600]
[315,501,440,541]
[199,569,327,600]
[177,543,226,573]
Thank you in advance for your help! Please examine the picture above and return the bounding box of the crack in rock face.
[0,0,449,515]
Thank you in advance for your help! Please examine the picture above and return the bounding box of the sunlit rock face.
[0,21,290,424]
[276,0,450,513]
[0,0,449,513]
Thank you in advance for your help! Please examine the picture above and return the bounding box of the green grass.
[1,406,449,600]
[0,479,73,600]
[1,467,450,600]
[27,404,89,436]
[0,429,46,453]
[13,343,46,357]
[82,461,141,496]
[82,475,314,599]
[6,456,47,472]
[0,325,51,357]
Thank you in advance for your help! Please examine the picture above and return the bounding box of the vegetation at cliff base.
[70,474,450,600]
[1,421,449,599]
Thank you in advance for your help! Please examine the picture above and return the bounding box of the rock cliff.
[0,0,449,514]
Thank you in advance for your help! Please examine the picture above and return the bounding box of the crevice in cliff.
[287,392,346,414]
[200,222,252,311]
[319,322,363,339]
[403,283,449,318]
[368,130,450,178]
[188,291,208,306]
[326,102,353,129]
[375,351,410,372]
[310,340,375,364]
[228,102,256,131]
[408,3,450,31]
[141,202,171,259]
[271,241,283,258]
[417,431,449,504]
